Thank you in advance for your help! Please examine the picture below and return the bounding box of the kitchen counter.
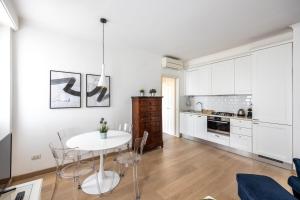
[180,111,252,121]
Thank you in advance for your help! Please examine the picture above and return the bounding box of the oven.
[207,116,230,135]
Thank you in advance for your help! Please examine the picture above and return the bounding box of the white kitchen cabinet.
[180,113,207,139]
[207,132,230,146]
[185,65,212,95]
[179,113,194,137]
[234,56,252,94]
[179,113,188,135]
[252,43,292,125]
[253,122,292,163]
[211,59,235,95]
[230,134,252,152]
[193,115,207,139]
[231,119,252,129]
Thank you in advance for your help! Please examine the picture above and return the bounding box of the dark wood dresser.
[131,96,163,151]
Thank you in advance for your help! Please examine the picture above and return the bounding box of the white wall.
[12,22,162,176]
[292,23,300,159]
[0,26,12,140]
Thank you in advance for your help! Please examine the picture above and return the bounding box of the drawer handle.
[214,134,220,138]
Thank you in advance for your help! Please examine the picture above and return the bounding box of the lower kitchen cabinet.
[253,122,292,163]
[230,119,253,153]
[179,113,207,139]
[230,134,252,152]
[207,132,230,146]
[193,115,207,139]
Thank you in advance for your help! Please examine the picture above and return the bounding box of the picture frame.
[86,74,111,107]
[50,70,81,109]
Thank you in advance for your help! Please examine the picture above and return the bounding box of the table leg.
[81,152,120,195]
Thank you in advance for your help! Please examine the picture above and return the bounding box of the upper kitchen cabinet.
[185,65,212,95]
[211,59,235,95]
[234,55,252,94]
[252,43,292,125]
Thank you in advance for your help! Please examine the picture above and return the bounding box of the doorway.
[162,76,178,136]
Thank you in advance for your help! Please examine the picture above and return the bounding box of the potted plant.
[149,89,157,96]
[99,118,109,139]
[139,89,145,96]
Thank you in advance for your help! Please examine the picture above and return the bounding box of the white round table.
[66,130,131,195]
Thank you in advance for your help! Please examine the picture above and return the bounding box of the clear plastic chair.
[114,131,148,200]
[57,130,96,159]
[118,123,132,150]
[49,143,99,200]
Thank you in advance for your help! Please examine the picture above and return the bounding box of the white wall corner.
[0,0,19,30]
[292,22,300,159]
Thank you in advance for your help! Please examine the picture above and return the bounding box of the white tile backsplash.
[190,95,252,114]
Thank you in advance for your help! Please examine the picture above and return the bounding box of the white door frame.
[161,75,180,137]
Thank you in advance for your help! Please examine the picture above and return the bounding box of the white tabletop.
[66,130,131,151]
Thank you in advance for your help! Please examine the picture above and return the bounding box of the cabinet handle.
[214,134,220,138]
[252,119,259,121]
[253,122,259,125]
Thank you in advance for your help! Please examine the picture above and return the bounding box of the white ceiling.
[12,0,300,60]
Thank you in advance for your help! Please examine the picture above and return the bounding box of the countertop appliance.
[237,109,246,117]
[247,108,252,119]
[207,112,232,135]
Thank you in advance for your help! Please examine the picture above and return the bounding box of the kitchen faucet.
[196,101,203,112]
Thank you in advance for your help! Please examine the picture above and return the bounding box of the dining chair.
[57,130,96,159]
[118,123,132,149]
[114,131,149,200]
[49,143,100,200]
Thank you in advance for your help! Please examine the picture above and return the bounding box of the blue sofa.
[288,159,300,199]
[236,158,300,200]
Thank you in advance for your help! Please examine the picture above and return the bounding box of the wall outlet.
[31,154,41,160]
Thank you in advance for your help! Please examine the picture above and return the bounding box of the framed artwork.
[86,74,110,107]
[50,70,81,109]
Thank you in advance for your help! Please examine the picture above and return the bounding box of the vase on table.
[100,132,107,139]
[99,117,109,139]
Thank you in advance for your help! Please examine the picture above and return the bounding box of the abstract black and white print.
[86,74,110,107]
[50,70,81,109]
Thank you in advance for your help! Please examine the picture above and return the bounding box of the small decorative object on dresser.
[98,118,109,139]
[149,89,157,96]
[131,96,163,151]
[139,89,145,96]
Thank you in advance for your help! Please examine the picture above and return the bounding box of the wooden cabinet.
[252,43,292,125]
[253,122,292,163]
[211,59,235,95]
[185,66,212,95]
[234,55,252,94]
[132,97,163,151]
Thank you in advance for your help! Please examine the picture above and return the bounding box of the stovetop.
[211,112,235,117]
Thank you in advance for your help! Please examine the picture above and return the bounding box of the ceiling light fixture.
[97,18,107,88]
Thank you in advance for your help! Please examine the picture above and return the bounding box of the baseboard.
[12,155,103,182]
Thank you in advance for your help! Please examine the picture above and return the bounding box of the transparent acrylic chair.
[57,130,96,159]
[114,131,148,200]
[118,123,132,149]
[49,143,100,200]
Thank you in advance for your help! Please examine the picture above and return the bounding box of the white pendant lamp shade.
[98,63,106,87]
[98,18,107,88]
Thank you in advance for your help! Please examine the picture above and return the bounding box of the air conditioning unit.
[161,57,183,70]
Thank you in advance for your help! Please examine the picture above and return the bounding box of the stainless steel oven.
[207,116,230,135]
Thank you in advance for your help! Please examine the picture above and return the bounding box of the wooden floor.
[14,135,295,200]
